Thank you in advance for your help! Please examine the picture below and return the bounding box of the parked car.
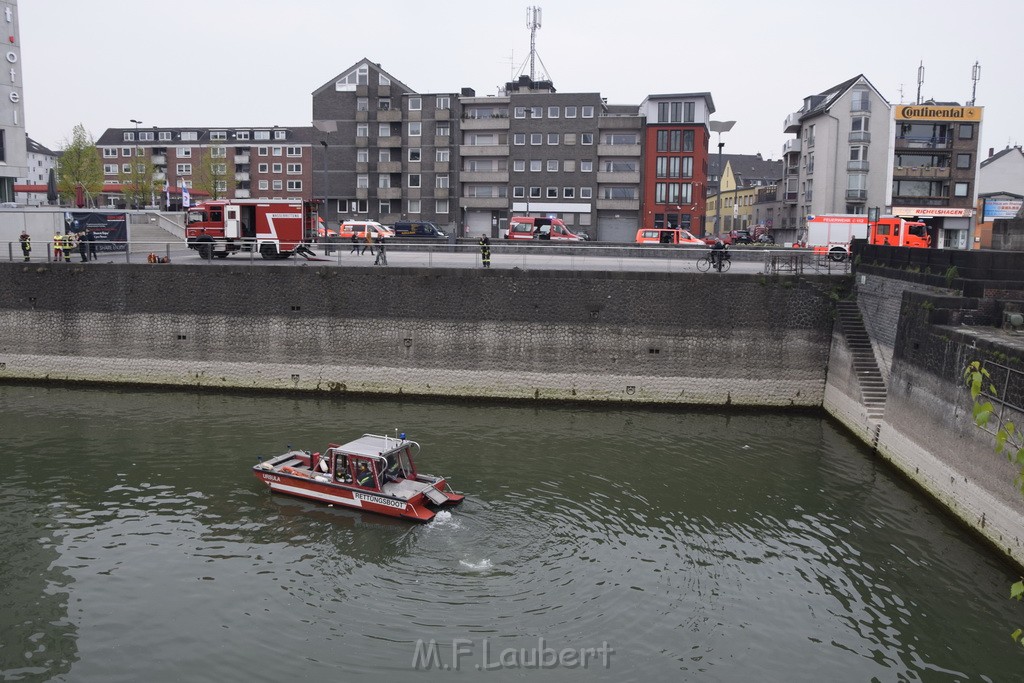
[703,233,732,246]
[635,228,703,245]
[730,229,753,244]
[506,217,586,241]
[338,220,394,241]
[391,220,447,239]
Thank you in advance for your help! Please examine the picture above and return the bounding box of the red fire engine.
[185,199,319,259]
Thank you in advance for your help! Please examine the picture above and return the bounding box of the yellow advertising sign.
[895,105,983,122]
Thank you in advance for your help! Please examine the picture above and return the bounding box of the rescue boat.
[252,433,464,522]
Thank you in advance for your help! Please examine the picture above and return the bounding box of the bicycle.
[696,251,731,273]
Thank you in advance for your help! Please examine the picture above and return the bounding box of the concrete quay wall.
[0,263,838,405]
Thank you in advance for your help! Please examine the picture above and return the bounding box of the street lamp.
[709,120,735,236]
[130,119,142,209]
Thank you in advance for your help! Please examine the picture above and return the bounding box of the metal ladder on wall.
[835,299,887,446]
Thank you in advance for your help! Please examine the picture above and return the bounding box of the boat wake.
[432,510,458,527]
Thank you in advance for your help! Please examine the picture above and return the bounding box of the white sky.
[19,0,1023,160]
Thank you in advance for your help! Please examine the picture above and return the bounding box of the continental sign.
[895,105,983,122]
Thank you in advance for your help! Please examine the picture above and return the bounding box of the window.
[436,149,450,162]
[378,99,391,111]
[408,96,422,111]
[563,187,575,198]
[123,131,134,141]
[211,146,227,158]
[103,147,117,158]
[357,149,369,163]
[851,116,869,132]
[272,163,283,173]
[103,164,117,175]
[408,173,421,188]
[212,163,227,175]
[563,160,575,172]
[530,106,543,118]
[581,160,593,172]
[182,131,198,141]
[670,131,681,152]
[258,180,269,190]
[514,107,526,119]
[287,146,301,157]
[357,97,369,111]
[513,160,525,172]
[530,160,542,172]
[850,145,868,161]
[530,133,542,145]
[254,130,270,140]
[409,148,421,162]
[436,96,450,109]
[380,200,392,215]
[681,157,692,178]
[436,175,449,188]
[656,131,668,152]
[655,183,667,203]
[513,186,525,198]
[210,131,227,141]
[564,106,577,118]
[580,187,592,199]
[548,106,560,118]
[378,149,391,162]
[408,199,422,213]
[513,133,526,145]
[257,146,268,156]
[529,187,541,198]
[656,157,667,178]
[956,153,972,169]
[176,163,192,175]
[581,133,594,145]
[159,131,172,141]
[658,102,669,123]
[409,122,422,137]
[682,130,694,152]
[258,163,269,173]
[683,102,695,123]
[287,180,302,191]
[959,123,974,139]
[546,187,558,198]
[122,147,132,157]
[547,133,559,145]
[378,73,389,86]
[357,124,369,137]
[286,163,301,174]
[139,131,154,142]
[378,123,391,137]
[274,130,286,140]
[435,200,449,214]
[273,180,283,190]
[954,182,969,197]
[547,160,559,172]
[436,123,450,137]
[357,175,369,188]
[378,175,390,189]
[582,106,595,118]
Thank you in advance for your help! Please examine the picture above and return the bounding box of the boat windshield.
[384,448,413,479]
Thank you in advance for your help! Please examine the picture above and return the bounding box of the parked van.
[391,220,447,239]
[634,228,703,245]
[338,221,394,241]
[506,216,586,241]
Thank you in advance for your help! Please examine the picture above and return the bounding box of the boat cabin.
[314,434,419,493]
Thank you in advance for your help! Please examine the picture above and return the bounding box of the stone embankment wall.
[0,263,840,405]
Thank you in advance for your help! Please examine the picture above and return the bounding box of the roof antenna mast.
[916,60,925,105]
[969,61,981,106]
[527,6,542,81]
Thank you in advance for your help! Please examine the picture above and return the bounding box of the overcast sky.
[19,0,1023,160]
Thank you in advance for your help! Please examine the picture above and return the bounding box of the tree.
[56,124,104,207]
[191,144,234,200]
[117,151,158,209]
[964,360,1024,646]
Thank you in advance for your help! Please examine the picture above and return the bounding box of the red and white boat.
[253,433,464,522]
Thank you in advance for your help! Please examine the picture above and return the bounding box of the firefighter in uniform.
[19,229,30,262]
[62,232,75,262]
[479,233,491,268]
[53,232,64,262]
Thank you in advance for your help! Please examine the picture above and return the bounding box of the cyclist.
[710,238,728,271]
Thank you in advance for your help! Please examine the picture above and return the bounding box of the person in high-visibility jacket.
[62,233,74,262]
[52,232,64,262]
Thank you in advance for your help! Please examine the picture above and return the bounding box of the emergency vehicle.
[803,214,930,260]
[185,199,319,259]
[634,228,703,245]
[506,216,587,240]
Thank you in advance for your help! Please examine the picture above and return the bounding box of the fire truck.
[803,214,930,260]
[185,199,319,259]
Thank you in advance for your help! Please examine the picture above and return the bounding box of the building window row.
[513,105,595,119]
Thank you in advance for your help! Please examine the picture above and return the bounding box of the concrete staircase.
[129,213,184,253]
[835,299,888,426]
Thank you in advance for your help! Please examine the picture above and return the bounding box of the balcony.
[784,191,798,203]
[434,135,450,147]
[379,136,402,148]
[895,136,951,149]
[235,172,250,181]
[848,131,871,143]
[356,187,368,200]
[377,109,402,122]
[435,161,450,173]
[850,99,871,112]
[597,143,642,156]
[461,117,509,130]
[783,111,802,133]
[847,160,870,172]
[459,144,509,156]
[785,165,799,176]
[377,161,402,173]
[460,171,509,182]
[845,189,867,201]
[434,187,449,199]
[782,138,801,156]
[435,109,450,121]
[356,161,368,173]
[377,187,402,200]
[460,196,507,209]
[151,154,166,165]
[235,189,250,198]
[596,198,640,211]
[234,153,249,164]
[153,172,166,181]
[596,171,641,183]
[892,165,950,178]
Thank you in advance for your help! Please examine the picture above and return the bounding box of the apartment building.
[781,75,892,239]
[892,101,983,249]
[95,126,314,209]
[15,136,58,206]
